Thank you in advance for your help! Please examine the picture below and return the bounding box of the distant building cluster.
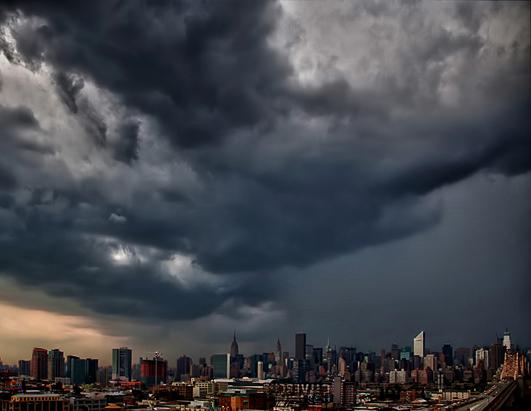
[0,329,529,410]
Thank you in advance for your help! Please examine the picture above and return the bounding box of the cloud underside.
[0,0,529,323]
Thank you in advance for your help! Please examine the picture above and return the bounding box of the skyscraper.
[30,348,48,380]
[230,332,239,357]
[140,355,168,387]
[275,338,282,363]
[257,361,264,380]
[503,329,512,350]
[69,357,84,385]
[424,354,437,371]
[295,333,306,361]
[112,347,132,381]
[475,348,489,370]
[85,358,98,384]
[66,355,78,379]
[176,355,192,381]
[47,349,65,380]
[442,344,453,367]
[413,331,425,358]
[489,341,504,370]
[210,354,229,379]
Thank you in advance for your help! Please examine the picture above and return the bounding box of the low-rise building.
[70,396,106,411]
[1,394,70,411]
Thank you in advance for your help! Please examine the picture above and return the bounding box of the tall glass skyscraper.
[112,347,132,381]
[47,349,65,380]
[295,333,306,361]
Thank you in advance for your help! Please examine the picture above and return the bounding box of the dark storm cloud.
[0,0,529,324]
[1,0,291,148]
[112,120,140,164]
[0,228,221,320]
[0,163,16,190]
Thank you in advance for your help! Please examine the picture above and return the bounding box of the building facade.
[1,394,70,411]
[413,331,425,358]
[47,349,65,381]
[111,348,132,381]
[30,348,48,380]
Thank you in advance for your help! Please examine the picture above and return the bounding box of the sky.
[0,0,529,365]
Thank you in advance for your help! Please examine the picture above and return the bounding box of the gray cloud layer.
[0,0,529,350]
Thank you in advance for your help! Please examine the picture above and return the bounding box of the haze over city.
[0,0,530,367]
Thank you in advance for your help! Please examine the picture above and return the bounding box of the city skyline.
[0,328,522,366]
[0,1,530,365]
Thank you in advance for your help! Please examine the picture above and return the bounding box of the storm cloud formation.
[0,0,529,356]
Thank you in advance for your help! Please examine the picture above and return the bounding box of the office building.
[489,341,504,370]
[47,349,65,380]
[413,331,425,358]
[65,355,76,379]
[210,354,229,379]
[85,359,98,384]
[389,369,407,384]
[442,344,453,367]
[332,376,356,407]
[400,346,411,361]
[30,348,48,380]
[424,354,437,371]
[69,357,86,385]
[257,361,264,380]
[313,347,323,365]
[295,333,306,361]
[111,347,132,381]
[18,360,30,377]
[97,366,112,385]
[475,348,489,370]
[140,356,168,387]
[176,355,192,381]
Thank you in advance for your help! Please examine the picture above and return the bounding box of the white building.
[257,361,264,380]
[475,348,489,370]
[503,329,512,350]
[389,369,407,384]
[413,331,425,358]
[193,381,216,398]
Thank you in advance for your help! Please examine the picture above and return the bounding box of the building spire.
[230,331,239,357]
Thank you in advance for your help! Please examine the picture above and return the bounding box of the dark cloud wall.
[0,0,529,347]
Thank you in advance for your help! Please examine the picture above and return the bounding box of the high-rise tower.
[503,329,512,350]
[295,333,306,361]
[413,331,425,358]
[112,347,132,381]
[442,344,453,366]
[230,332,239,358]
[31,348,48,380]
[47,349,65,380]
